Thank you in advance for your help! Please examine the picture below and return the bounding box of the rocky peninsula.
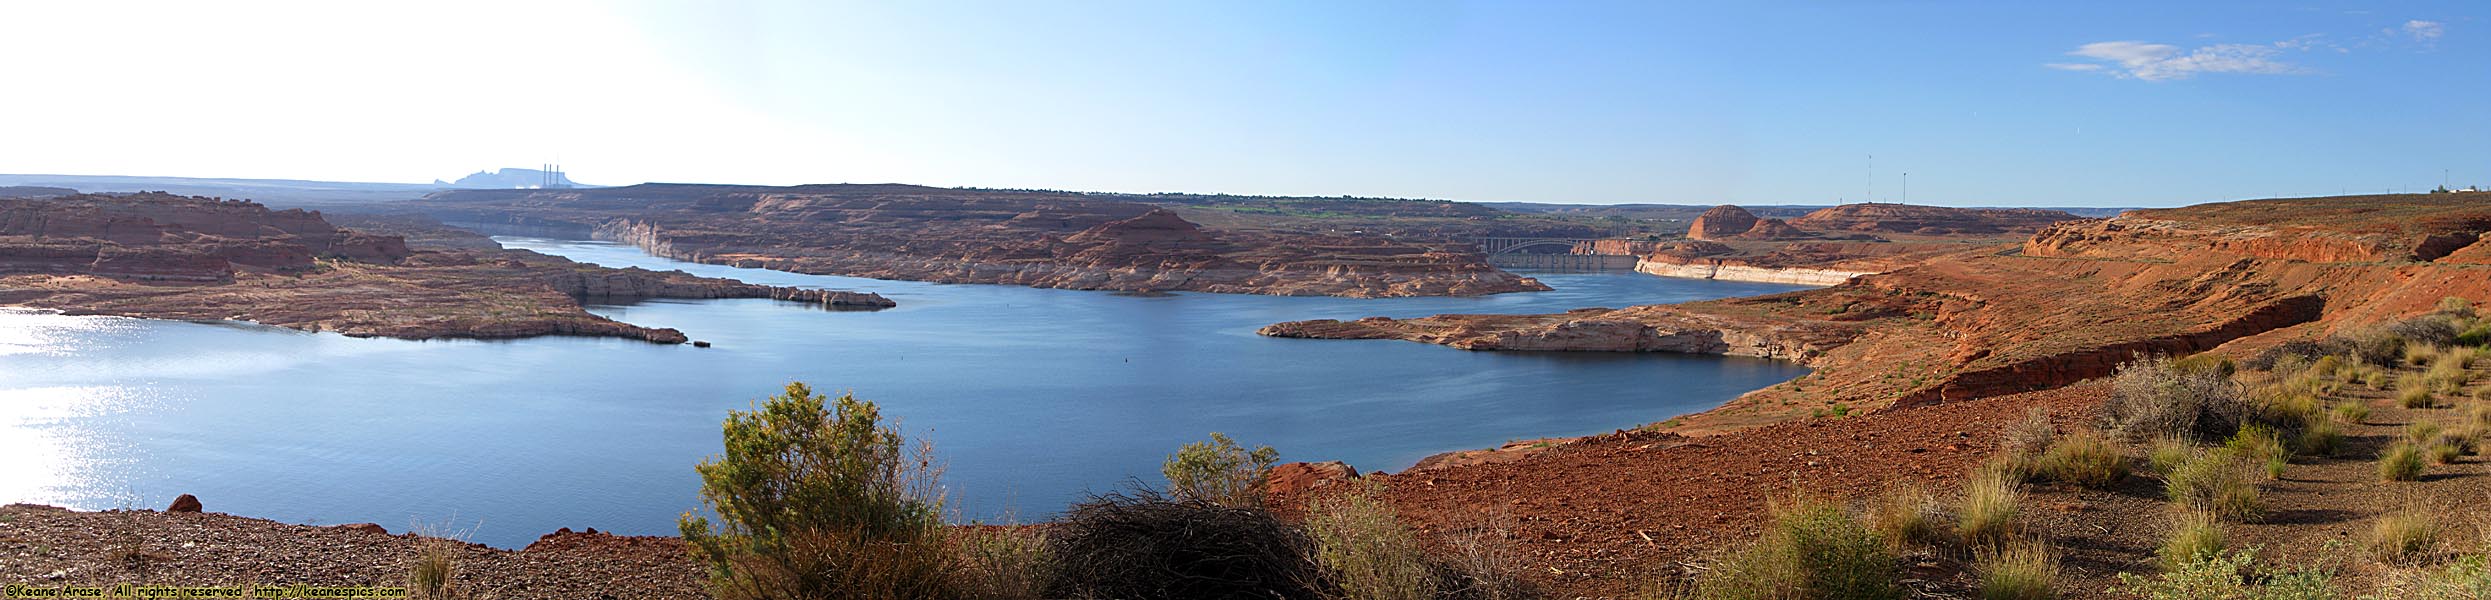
[0,193,890,343]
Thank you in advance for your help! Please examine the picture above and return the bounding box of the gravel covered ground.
[0,504,702,599]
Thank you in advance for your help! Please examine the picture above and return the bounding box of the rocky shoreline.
[1632,257,1868,285]
[0,193,892,344]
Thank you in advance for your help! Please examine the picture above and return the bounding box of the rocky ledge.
[0,193,889,343]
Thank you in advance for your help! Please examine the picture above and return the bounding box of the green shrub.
[2331,401,2370,425]
[1691,497,1901,600]
[680,383,957,600]
[2390,317,2463,349]
[2407,343,2445,367]
[2400,375,2440,409]
[2430,442,2464,465]
[2113,549,2335,600]
[1864,484,1943,551]
[2369,506,2443,565]
[956,526,1053,599]
[1958,471,2024,548]
[2427,358,2474,393]
[1973,539,2060,600]
[2172,354,2239,379]
[1164,432,1280,508]
[2294,419,2342,457]
[2165,451,2261,522]
[2035,429,2129,487]
[2258,392,2322,429]
[2105,356,2263,442]
[2157,511,2226,568]
[2146,435,2199,475]
[2440,297,2477,318]
[2408,422,2445,445]
[1306,485,1434,600]
[2224,425,2289,480]
[2458,323,2491,348]
[2378,554,2491,598]
[2380,442,2427,482]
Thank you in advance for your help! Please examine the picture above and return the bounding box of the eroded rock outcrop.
[1687,205,1762,241]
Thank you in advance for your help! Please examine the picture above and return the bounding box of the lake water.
[0,238,1809,547]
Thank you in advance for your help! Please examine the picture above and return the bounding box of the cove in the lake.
[0,238,1810,547]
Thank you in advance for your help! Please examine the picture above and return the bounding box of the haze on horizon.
[2,1,2483,208]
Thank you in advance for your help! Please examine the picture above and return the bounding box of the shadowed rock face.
[0,193,888,343]
[411,184,1549,298]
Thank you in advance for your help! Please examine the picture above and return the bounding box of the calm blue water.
[0,238,1808,547]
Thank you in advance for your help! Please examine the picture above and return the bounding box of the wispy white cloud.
[2397,20,2444,42]
[2056,40,2306,81]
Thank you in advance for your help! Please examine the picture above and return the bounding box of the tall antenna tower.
[1867,154,1874,203]
[1902,172,1909,205]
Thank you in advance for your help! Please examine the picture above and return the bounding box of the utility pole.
[1867,154,1874,203]
[1902,172,1909,205]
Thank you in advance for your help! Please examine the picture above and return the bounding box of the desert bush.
[2165,451,2262,522]
[1973,539,2061,600]
[680,383,957,600]
[2391,317,2463,349]
[2173,353,2240,379]
[1958,470,2024,547]
[1431,512,1540,600]
[2258,392,2323,429]
[2435,427,2478,456]
[2003,408,2058,457]
[2158,511,2227,569]
[2358,364,2394,390]
[1691,497,1900,600]
[2332,401,2371,425]
[2400,375,2441,408]
[2408,422,2445,445]
[2459,322,2491,348]
[2146,436,2199,475]
[2377,554,2491,599]
[2035,429,2129,487]
[2408,343,2447,367]
[2369,507,2444,565]
[1164,432,1280,509]
[1307,485,1434,600]
[2225,425,2289,479]
[2248,341,2330,372]
[2428,358,2475,393]
[1864,483,1944,551]
[2334,328,2410,368]
[406,538,464,600]
[2381,442,2428,482]
[1046,489,1324,600]
[957,526,1053,599]
[2294,419,2342,457]
[2440,297,2478,319]
[2113,549,2335,600]
[2430,442,2465,465]
[2105,356,2262,442]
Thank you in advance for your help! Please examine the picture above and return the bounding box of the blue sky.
[1,1,2482,207]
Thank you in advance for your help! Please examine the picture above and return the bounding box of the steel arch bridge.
[1472,237,1632,255]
